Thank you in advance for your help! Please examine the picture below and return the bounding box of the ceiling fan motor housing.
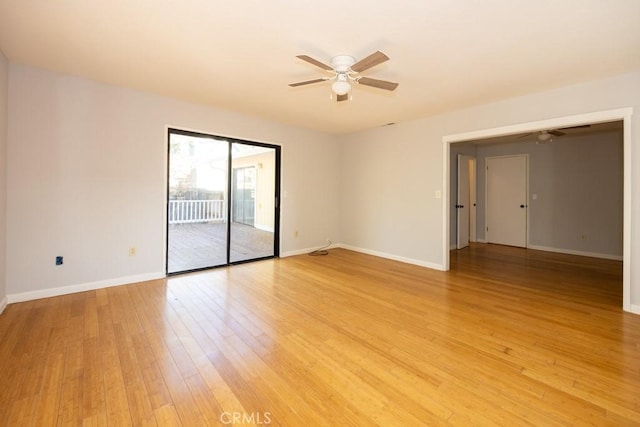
[330,55,356,73]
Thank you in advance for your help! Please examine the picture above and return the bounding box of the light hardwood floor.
[0,244,638,426]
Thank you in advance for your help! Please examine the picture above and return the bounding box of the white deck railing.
[169,200,225,224]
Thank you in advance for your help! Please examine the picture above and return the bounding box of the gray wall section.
[452,129,623,257]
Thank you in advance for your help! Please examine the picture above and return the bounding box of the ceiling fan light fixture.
[537,132,552,142]
[331,79,351,95]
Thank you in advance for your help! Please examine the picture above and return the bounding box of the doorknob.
[520,204,525,208]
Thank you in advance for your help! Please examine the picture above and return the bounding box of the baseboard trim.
[0,295,7,315]
[7,272,166,304]
[280,248,314,257]
[630,304,640,315]
[281,243,339,258]
[282,243,445,271]
[340,244,446,271]
[527,244,623,261]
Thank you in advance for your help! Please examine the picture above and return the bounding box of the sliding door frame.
[166,128,281,275]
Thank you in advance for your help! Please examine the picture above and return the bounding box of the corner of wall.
[0,49,8,310]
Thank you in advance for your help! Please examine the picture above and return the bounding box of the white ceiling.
[1,1,639,134]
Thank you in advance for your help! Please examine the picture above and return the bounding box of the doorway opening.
[443,108,632,312]
[455,154,477,249]
[166,129,280,274]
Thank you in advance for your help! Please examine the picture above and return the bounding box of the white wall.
[6,64,640,312]
[340,71,640,309]
[0,51,7,314]
[7,64,341,301]
[338,120,447,269]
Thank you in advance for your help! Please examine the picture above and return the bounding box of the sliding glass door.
[167,129,280,274]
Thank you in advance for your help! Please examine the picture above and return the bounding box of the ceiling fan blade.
[558,124,591,131]
[336,94,349,102]
[549,130,565,137]
[296,55,333,71]
[351,51,389,73]
[289,78,329,87]
[356,76,398,91]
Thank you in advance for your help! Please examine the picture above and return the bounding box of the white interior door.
[486,155,527,247]
[457,155,471,249]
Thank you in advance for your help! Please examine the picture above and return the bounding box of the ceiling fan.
[289,51,399,102]
[520,124,591,143]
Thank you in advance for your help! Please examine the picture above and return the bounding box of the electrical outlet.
[580,234,586,241]
[294,230,298,238]
[129,246,137,256]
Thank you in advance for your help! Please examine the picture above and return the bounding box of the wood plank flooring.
[0,244,638,426]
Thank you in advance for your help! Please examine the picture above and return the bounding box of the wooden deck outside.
[167,222,275,273]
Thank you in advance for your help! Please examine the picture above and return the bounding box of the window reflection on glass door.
[230,143,277,263]
[232,167,256,226]
[167,131,228,273]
